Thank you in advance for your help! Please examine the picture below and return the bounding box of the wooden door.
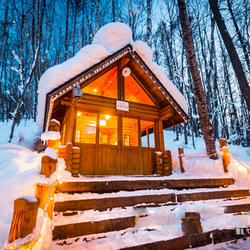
[75,110,156,175]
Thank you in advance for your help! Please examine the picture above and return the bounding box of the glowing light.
[104,115,111,120]
[77,112,81,116]
[58,175,61,179]
[93,89,97,92]
[50,197,53,201]
[39,238,42,242]
[59,181,62,184]
[238,165,247,172]
[100,120,106,126]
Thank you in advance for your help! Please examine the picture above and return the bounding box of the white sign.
[116,100,129,111]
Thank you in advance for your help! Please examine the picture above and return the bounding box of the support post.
[219,138,230,172]
[36,183,55,220]
[154,152,163,176]
[181,212,203,236]
[47,120,61,150]
[41,156,57,177]
[178,147,185,173]
[8,197,40,243]
[162,150,173,176]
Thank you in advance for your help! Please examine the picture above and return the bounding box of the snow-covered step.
[55,177,234,193]
[52,215,136,240]
[54,192,176,212]
[54,187,249,213]
[177,188,249,202]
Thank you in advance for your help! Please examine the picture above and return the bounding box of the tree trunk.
[178,0,218,159]
[147,0,152,46]
[65,0,70,61]
[227,0,250,72]
[208,0,250,111]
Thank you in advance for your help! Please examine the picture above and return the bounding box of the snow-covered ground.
[0,120,250,249]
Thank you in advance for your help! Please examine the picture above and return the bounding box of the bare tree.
[177,0,218,159]
[208,0,250,111]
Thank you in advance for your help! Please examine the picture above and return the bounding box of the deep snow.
[0,120,250,249]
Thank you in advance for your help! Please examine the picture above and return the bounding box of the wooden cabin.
[43,44,188,176]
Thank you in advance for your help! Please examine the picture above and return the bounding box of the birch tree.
[177,0,218,159]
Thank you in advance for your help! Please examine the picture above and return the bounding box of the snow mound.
[133,41,153,62]
[41,131,61,141]
[92,22,134,54]
[147,62,188,113]
[44,147,57,160]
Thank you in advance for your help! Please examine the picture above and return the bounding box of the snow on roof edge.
[37,22,188,132]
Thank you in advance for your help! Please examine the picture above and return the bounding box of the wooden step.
[54,193,176,212]
[55,178,234,193]
[52,216,136,240]
[224,203,250,214]
[120,229,243,250]
[177,189,249,202]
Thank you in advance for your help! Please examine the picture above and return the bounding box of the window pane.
[75,111,97,143]
[99,114,118,145]
[82,67,117,99]
[124,74,155,106]
[123,117,138,147]
[141,120,155,148]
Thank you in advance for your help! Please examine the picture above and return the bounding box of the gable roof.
[42,44,189,132]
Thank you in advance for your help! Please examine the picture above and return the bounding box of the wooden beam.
[118,54,131,69]
[159,105,174,120]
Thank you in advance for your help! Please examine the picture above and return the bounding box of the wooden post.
[49,120,60,132]
[58,144,81,176]
[41,156,57,178]
[219,138,230,172]
[178,147,185,173]
[181,212,203,236]
[65,106,76,144]
[8,197,40,243]
[162,150,173,176]
[48,120,61,150]
[36,183,55,220]
[65,142,73,172]
[154,152,163,176]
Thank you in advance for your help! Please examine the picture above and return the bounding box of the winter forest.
[0,0,250,148]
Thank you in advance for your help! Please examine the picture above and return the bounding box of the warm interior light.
[100,120,106,126]
[77,112,81,116]
[93,89,97,92]
[104,115,111,120]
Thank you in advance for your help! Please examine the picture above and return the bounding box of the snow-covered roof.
[37,22,188,131]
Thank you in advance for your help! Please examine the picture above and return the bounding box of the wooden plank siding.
[142,148,155,175]
[74,143,96,175]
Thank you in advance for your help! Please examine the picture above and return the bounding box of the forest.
[0,0,249,148]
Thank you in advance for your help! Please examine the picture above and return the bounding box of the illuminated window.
[123,117,138,146]
[99,114,118,145]
[82,67,118,99]
[75,112,97,143]
[124,74,155,106]
[75,130,81,143]
[141,120,155,148]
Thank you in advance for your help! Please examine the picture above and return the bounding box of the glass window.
[123,117,138,147]
[75,111,97,143]
[141,120,155,148]
[75,130,81,143]
[124,74,155,106]
[82,67,117,99]
[99,114,118,145]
